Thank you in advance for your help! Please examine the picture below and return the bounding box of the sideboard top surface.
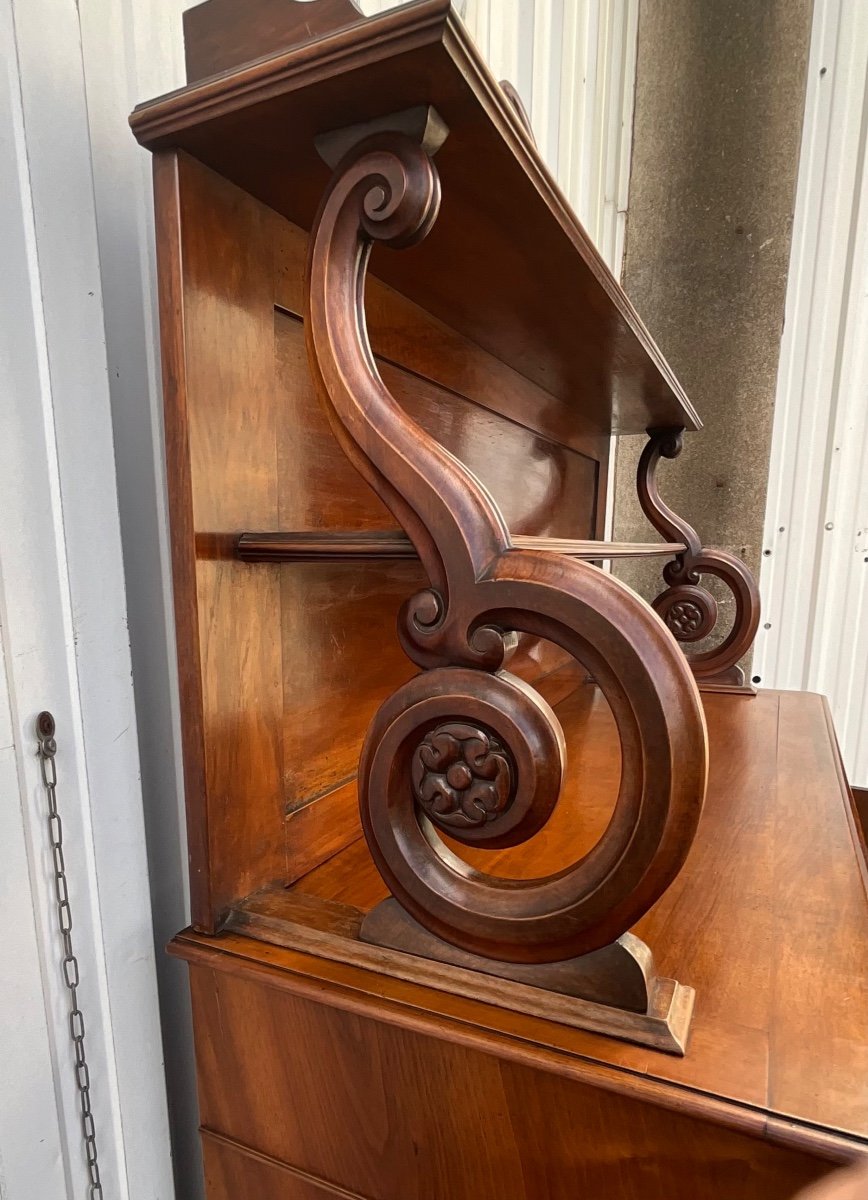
[131,0,700,436]
[172,687,868,1156]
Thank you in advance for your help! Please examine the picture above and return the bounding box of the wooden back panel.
[155,150,610,929]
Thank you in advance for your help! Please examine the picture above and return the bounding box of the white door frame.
[0,0,175,1193]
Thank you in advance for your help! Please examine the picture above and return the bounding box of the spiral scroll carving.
[305,129,709,964]
[637,429,761,682]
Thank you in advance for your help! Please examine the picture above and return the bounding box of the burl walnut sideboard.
[130,2,868,1196]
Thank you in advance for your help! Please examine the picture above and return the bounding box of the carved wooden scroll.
[637,429,761,686]
[304,125,708,981]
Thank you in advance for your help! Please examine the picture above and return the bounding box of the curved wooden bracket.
[304,126,709,974]
[637,428,761,685]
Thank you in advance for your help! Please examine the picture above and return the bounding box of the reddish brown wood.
[637,428,761,683]
[173,926,845,1198]
[235,687,868,1148]
[139,9,868,1199]
[153,150,214,931]
[236,530,686,561]
[183,0,364,84]
[499,80,536,145]
[130,2,700,436]
[853,787,868,843]
[154,149,605,929]
[304,129,709,963]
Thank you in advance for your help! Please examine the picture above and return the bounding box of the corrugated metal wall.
[754,0,868,787]
[362,0,639,276]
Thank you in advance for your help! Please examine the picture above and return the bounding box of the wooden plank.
[130,5,700,435]
[202,1129,369,1199]
[228,893,694,1054]
[153,150,214,930]
[179,152,287,923]
[177,939,843,1195]
[768,692,868,1135]
[237,531,685,561]
[183,0,365,85]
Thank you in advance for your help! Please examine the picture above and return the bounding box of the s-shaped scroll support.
[637,429,761,689]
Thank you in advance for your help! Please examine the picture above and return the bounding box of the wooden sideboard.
[131,2,868,1196]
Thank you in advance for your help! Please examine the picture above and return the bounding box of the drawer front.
[189,958,832,1200]
[203,1130,367,1200]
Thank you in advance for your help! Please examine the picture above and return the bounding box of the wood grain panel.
[202,1130,367,1200]
[179,153,286,924]
[187,958,833,1200]
[184,0,365,86]
[285,780,361,886]
[153,151,213,927]
[166,153,607,925]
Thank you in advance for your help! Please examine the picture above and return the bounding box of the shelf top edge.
[130,0,702,435]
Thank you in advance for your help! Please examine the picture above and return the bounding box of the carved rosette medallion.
[654,584,718,644]
[412,723,514,831]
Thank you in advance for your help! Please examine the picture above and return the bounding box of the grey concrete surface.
[614,0,814,671]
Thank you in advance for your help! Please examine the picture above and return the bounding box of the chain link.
[36,711,104,1199]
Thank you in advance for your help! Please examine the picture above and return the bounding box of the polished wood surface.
[170,688,866,1194]
[247,688,868,1145]
[230,892,696,1054]
[304,127,708,965]
[154,150,610,930]
[637,429,761,682]
[202,1131,366,1199]
[132,2,700,435]
[183,0,364,85]
[179,942,838,1199]
[237,530,687,561]
[143,8,866,1198]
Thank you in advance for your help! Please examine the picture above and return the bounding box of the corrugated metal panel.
[361,0,639,276]
[460,0,638,276]
[754,0,868,786]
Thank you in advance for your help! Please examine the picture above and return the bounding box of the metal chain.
[36,711,104,1200]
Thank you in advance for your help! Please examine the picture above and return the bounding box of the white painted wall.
[0,0,174,1194]
[754,0,868,788]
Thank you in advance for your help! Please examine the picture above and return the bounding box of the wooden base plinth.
[229,891,695,1056]
[697,665,757,695]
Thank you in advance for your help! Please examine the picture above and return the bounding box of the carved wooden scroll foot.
[304,113,708,1048]
[637,428,761,691]
[362,898,694,1055]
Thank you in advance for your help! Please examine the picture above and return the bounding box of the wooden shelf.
[130,0,700,437]
[236,531,685,563]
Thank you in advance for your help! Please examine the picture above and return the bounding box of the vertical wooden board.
[278,561,422,803]
[167,155,612,920]
[179,153,286,918]
[153,151,213,927]
[284,779,362,886]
